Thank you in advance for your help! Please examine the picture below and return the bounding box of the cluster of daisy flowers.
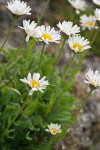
[19,19,91,53]
[6,0,99,53]
[6,0,100,136]
[68,0,100,30]
[79,11,100,31]
[19,20,61,44]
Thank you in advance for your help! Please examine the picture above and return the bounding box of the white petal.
[20,78,29,84]
[26,35,30,42]
[27,72,32,82]
[33,73,40,80]
[29,89,33,95]
[45,129,50,132]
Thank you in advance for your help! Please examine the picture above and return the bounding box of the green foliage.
[0,40,77,149]
[0,0,99,149]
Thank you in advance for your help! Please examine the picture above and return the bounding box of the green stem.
[65,50,87,83]
[66,89,93,131]
[45,137,53,150]
[0,18,17,52]
[47,90,93,143]
[88,29,94,41]
[72,51,87,73]
[62,53,76,80]
[38,43,46,69]
[84,30,89,39]
[66,53,76,73]
[3,96,30,137]
[17,37,26,51]
[7,38,25,68]
[55,37,66,65]
[37,0,50,25]
[90,28,99,46]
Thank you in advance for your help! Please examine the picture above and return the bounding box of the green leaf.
[6,87,21,95]
[5,129,15,139]
[8,116,11,125]
[6,104,15,110]
[26,131,32,141]
[23,99,38,116]
[32,115,43,126]
[24,115,34,130]
[45,94,57,115]
[0,104,21,126]
[47,111,71,122]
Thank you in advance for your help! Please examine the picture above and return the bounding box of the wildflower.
[94,8,100,21]
[92,0,100,6]
[19,20,37,42]
[80,15,97,30]
[6,0,31,16]
[68,0,87,14]
[45,123,61,135]
[20,72,49,95]
[34,25,61,44]
[84,70,100,88]
[67,35,91,53]
[57,21,80,36]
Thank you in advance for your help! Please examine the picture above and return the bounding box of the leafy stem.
[3,96,30,137]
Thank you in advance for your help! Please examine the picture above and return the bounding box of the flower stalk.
[45,137,53,150]
[90,28,99,46]
[66,89,93,131]
[62,53,76,80]
[0,17,17,52]
[37,0,50,25]
[55,36,66,65]
[66,53,76,73]
[38,43,46,69]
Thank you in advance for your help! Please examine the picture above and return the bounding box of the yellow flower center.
[73,43,83,51]
[31,80,40,88]
[42,33,52,40]
[93,79,97,84]
[51,128,58,134]
[87,21,93,27]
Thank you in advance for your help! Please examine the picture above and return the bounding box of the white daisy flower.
[20,72,49,95]
[68,0,87,14]
[57,21,80,36]
[80,15,97,30]
[45,123,61,135]
[68,35,91,53]
[84,70,100,88]
[19,20,37,42]
[34,25,61,44]
[92,0,100,6]
[94,8,100,21]
[6,0,31,16]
